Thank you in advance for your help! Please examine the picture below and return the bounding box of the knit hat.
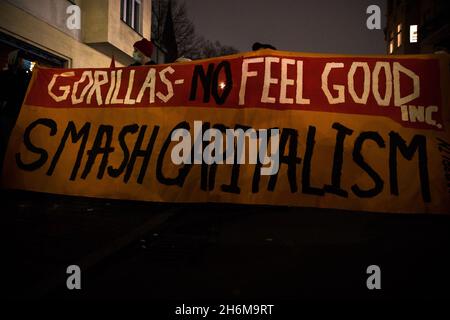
[133,38,153,58]
[252,42,277,51]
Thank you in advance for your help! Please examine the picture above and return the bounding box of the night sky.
[186,0,387,54]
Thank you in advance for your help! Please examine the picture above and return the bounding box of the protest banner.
[1,49,449,214]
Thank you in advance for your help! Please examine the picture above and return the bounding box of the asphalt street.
[5,189,450,300]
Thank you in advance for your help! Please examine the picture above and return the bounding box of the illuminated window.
[388,31,394,54]
[396,23,402,47]
[410,25,418,43]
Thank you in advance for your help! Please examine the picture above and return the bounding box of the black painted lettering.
[389,132,430,202]
[324,122,353,197]
[16,118,57,171]
[351,132,385,198]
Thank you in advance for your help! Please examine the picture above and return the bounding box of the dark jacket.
[129,60,157,67]
[0,68,32,120]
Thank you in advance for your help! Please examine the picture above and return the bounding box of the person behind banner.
[0,49,32,170]
[175,56,192,63]
[252,42,277,51]
[129,38,157,66]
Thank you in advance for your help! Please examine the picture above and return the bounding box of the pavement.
[4,189,450,301]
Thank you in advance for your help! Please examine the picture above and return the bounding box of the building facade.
[0,0,152,69]
[385,0,450,54]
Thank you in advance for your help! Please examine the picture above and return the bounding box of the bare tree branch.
[152,0,238,59]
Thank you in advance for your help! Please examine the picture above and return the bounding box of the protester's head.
[175,56,192,63]
[434,46,448,54]
[132,38,153,65]
[252,42,277,51]
[7,49,31,71]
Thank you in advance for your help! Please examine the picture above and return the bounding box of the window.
[396,23,402,47]
[409,25,418,43]
[389,31,394,54]
[120,0,142,34]
[0,31,68,68]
